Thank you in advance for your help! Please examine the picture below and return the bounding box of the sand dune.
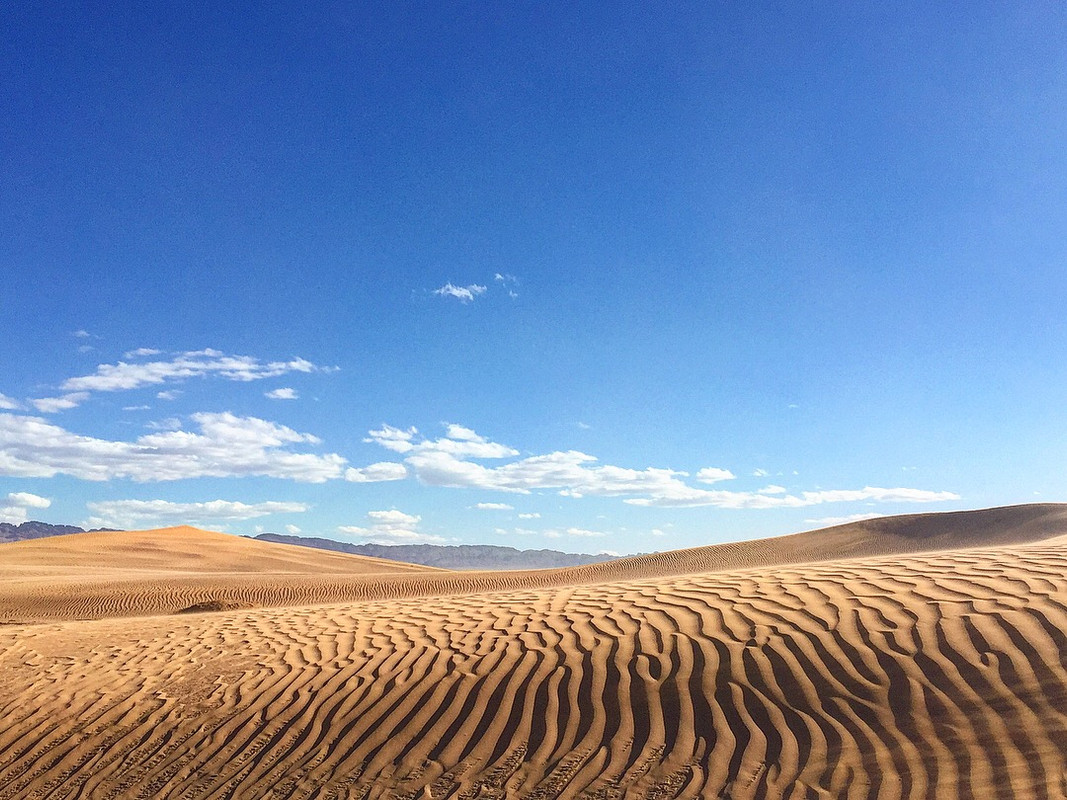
[0,525,441,574]
[2,506,1067,797]
[6,505,1067,624]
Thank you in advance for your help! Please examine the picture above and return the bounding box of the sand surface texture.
[2,505,1067,798]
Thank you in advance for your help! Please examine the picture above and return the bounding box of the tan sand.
[1,505,1066,797]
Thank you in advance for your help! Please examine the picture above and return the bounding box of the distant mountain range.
[0,520,89,543]
[254,533,619,570]
[0,521,618,570]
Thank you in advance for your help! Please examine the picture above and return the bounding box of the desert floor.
[2,505,1067,799]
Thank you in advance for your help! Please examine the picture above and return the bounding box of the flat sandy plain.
[2,505,1067,799]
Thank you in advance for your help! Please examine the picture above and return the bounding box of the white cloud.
[124,348,162,358]
[475,502,514,510]
[84,498,309,529]
[695,467,735,484]
[73,330,91,338]
[0,393,21,411]
[0,491,51,524]
[364,424,418,453]
[364,422,960,511]
[156,390,181,400]
[494,527,539,536]
[0,411,346,482]
[366,423,518,460]
[518,512,541,519]
[651,528,666,536]
[285,524,302,534]
[30,392,90,413]
[752,468,769,477]
[61,349,318,394]
[757,485,787,495]
[0,506,28,524]
[344,462,408,483]
[564,527,607,537]
[265,387,298,400]
[800,487,960,504]
[7,492,51,509]
[624,486,960,509]
[122,405,151,411]
[432,283,487,303]
[338,509,446,545]
[367,509,420,526]
[0,491,52,524]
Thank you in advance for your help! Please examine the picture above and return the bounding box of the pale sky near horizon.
[2,3,1065,553]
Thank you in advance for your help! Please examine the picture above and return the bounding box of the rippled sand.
[2,506,1066,798]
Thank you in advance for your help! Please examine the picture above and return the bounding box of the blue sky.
[2,3,1066,553]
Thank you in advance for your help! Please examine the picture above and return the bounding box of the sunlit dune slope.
[4,505,1067,623]
[0,525,437,573]
[0,526,448,622]
[2,534,1066,798]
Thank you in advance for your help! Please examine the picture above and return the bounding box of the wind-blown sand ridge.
[1,505,1067,797]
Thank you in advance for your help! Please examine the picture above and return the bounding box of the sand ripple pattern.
[2,542,1067,798]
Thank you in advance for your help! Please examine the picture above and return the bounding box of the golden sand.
[2,505,1066,798]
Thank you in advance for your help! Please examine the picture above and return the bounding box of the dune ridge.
[5,505,1067,623]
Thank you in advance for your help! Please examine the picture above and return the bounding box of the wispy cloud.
[344,462,408,483]
[84,498,309,529]
[0,393,22,411]
[30,393,90,413]
[0,412,345,482]
[62,349,318,394]
[494,273,519,298]
[355,423,960,510]
[265,387,298,400]
[338,509,445,544]
[475,502,514,510]
[432,283,487,303]
[544,527,608,539]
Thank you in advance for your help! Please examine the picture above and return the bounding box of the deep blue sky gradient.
[2,3,1066,549]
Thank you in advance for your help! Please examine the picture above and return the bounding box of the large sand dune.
[2,506,1067,797]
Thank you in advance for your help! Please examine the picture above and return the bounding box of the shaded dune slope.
[2,537,1067,798]
[562,503,1067,583]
